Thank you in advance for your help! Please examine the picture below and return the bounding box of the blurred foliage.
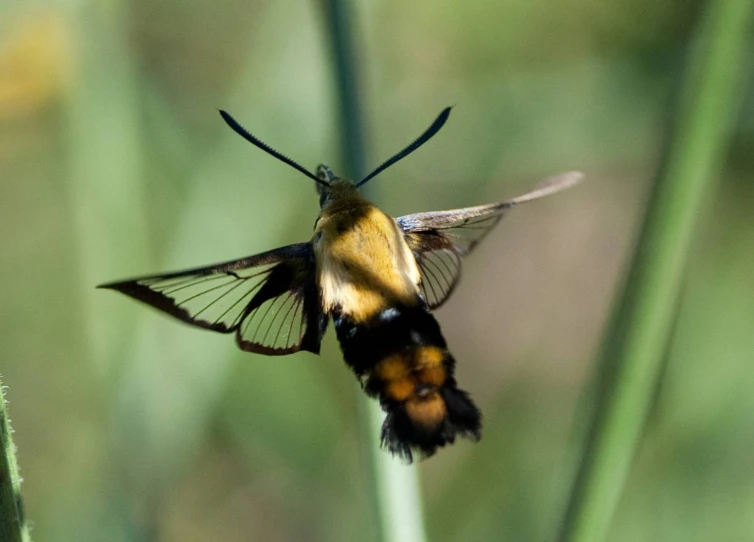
[0,0,752,541]
[561,0,753,538]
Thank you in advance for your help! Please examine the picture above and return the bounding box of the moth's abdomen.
[334,305,482,461]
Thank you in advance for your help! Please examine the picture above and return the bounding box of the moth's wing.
[98,243,328,355]
[397,171,583,309]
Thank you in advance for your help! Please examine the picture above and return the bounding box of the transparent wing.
[398,171,583,309]
[98,243,327,355]
[233,254,327,354]
[406,237,463,309]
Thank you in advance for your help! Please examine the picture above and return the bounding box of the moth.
[99,107,582,461]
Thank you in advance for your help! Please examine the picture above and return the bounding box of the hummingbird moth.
[99,107,582,461]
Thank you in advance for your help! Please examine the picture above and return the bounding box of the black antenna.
[356,107,452,188]
[219,110,329,187]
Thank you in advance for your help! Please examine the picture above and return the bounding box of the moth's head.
[316,164,337,185]
[218,107,452,206]
[315,164,360,208]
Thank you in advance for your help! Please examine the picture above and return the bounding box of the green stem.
[0,378,31,542]
[319,2,427,541]
[64,0,152,536]
[320,0,367,180]
[560,0,753,541]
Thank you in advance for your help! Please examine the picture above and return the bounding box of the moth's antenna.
[356,107,452,188]
[219,110,329,187]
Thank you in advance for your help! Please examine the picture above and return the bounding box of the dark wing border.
[98,244,310,332]
[99,243,327,355]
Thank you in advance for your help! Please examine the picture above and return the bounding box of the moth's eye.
[319,192,328,207]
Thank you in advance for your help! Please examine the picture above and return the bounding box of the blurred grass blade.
[63,0,152,537]
[64,0,151,371]
[320,0,367,180]
[320,1,427,541]
[0,378,30,542]
[560,0,753,540]
[368,401,428,542]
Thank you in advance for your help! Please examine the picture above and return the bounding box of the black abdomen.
[333,304,482,461]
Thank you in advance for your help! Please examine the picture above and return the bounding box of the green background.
[1,0,752,540]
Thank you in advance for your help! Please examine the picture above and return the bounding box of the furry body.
[314,180,482,460]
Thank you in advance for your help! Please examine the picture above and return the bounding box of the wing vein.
[213,279,266,328]
[273,294,300,348]
[420,260,442,304]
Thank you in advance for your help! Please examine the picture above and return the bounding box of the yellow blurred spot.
[0,11,73,119]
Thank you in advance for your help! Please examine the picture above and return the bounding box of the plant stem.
[320,0,367,181]
[559,0,753,541]
[319,2,427,541]
[0,378,31,542]
[64,0,154,536]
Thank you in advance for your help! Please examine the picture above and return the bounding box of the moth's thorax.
[313,190,422,322]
